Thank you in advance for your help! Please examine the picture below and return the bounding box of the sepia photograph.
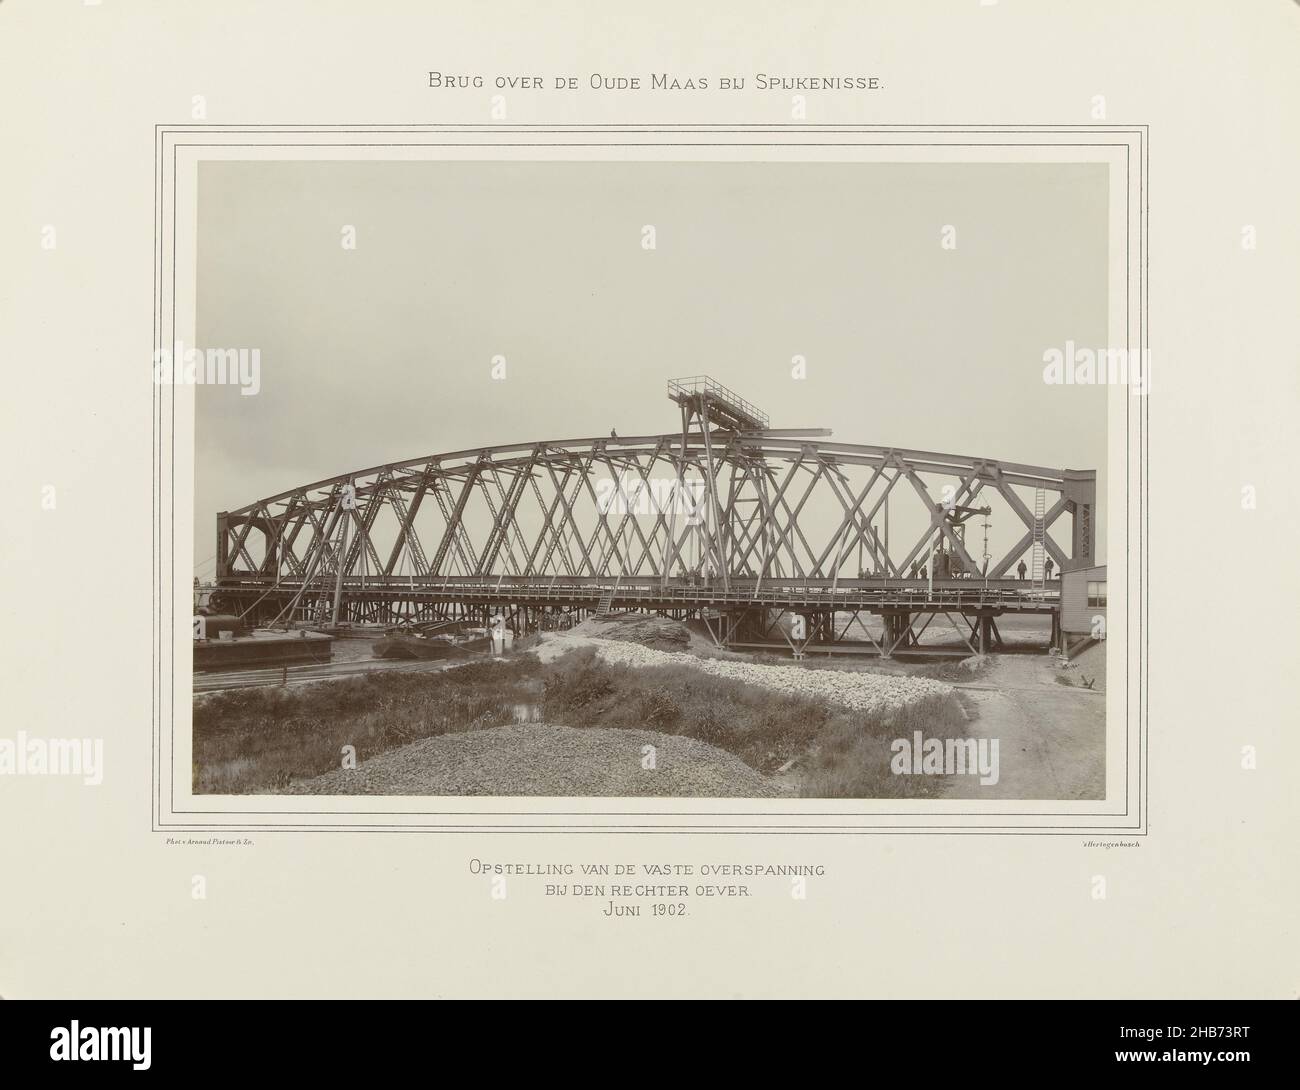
[190,157,1113,801]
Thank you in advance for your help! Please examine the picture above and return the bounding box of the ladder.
[595,570,624,617]
[1030,488,1046,591]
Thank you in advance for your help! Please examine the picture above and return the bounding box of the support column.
[215,512,232,580]
[1063,469,1096,567]
[882,610,912,658]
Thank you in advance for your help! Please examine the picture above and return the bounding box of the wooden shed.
[1059,563,1107,651]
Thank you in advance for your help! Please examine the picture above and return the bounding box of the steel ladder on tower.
[1030,488,1046,591]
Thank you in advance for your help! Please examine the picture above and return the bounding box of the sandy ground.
[940,652,1106,800]
[1063,639,1106,689]
[285,723,785,797]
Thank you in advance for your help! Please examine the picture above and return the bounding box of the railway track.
[192,654,469,694]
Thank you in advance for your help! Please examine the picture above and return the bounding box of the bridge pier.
[880,610,913,657]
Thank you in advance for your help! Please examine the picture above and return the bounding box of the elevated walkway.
[667,376,770,431]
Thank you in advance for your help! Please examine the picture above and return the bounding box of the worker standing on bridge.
[1017,559,1027,580]
[1045,557,1055,580]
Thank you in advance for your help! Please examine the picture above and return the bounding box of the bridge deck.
[215,576,1059,615]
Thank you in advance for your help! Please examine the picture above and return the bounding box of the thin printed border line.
[154,125,1147,834]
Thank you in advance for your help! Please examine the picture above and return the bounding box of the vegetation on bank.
[194,647,970,798]
[540,648,967,798]
[193,659,543,793]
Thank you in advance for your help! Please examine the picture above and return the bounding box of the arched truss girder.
[215,431,1096,589]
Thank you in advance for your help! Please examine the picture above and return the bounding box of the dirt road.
[942,654,1105,800]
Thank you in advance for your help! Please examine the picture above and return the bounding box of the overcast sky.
[195,159,1108,575]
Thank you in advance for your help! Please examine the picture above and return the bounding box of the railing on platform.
[667,376,770,429]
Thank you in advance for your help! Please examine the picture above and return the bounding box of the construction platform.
[212,578,1059,658]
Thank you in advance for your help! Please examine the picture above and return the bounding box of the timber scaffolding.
[213,376,1093,658]
[215,575,1060,658]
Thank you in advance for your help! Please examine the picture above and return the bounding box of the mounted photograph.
[180,146,1129,808]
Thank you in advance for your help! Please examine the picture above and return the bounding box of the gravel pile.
[589,614,691,651]
[539,634,951,714]
[285,723,784,797]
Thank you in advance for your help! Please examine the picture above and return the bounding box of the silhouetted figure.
[1045,557,1055,580]
[610,428,618,439]
[1017,559,1027,580]
[919,565,927,581]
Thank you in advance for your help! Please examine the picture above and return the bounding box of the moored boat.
[373,622,492,660]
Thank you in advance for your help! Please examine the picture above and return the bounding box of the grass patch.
[796,693,968,799]
[540,648,825,773]
[194,645,971,799]
[192,658,542,793]
[540,647,969,798]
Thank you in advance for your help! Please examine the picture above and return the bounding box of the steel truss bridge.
[213,378,1096,658]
